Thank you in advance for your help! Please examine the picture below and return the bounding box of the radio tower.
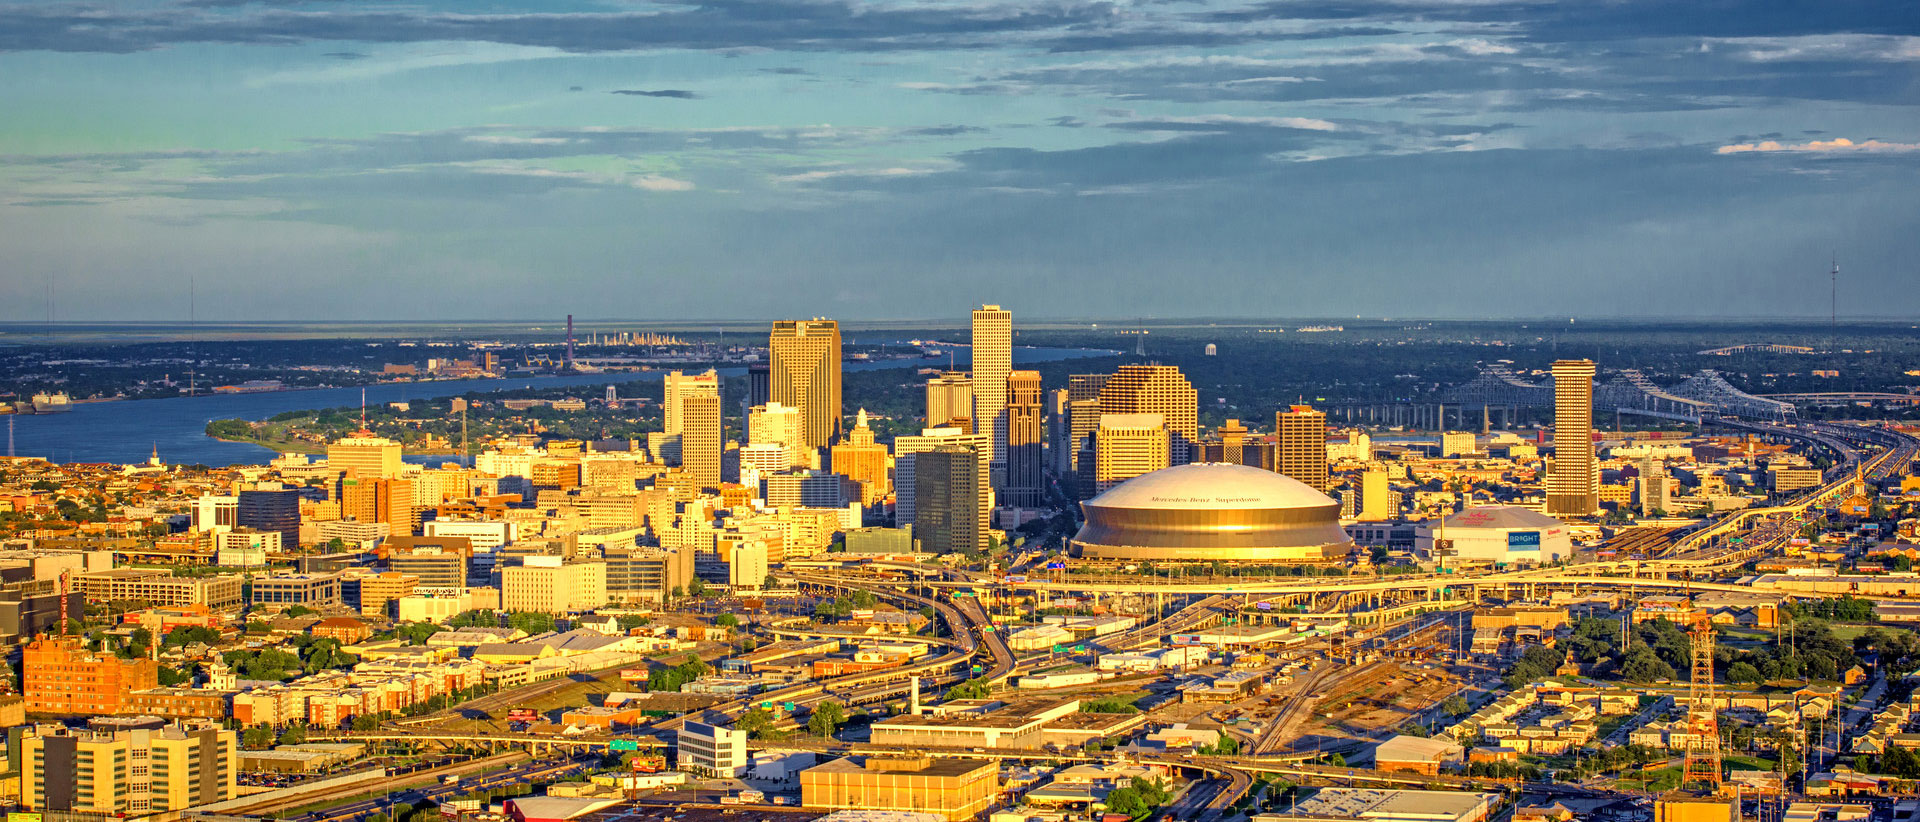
[1829,255,1839,356]
[1681,614,1724,792]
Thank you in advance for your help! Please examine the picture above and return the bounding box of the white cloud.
[631,175,695,191]
[1706,35,1920,63]
[1126,114,1340,131]
[1716,136,1920,155]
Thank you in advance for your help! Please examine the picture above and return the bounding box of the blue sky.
[2,0,1917,321]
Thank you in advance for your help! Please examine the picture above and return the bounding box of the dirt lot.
[1304,661,1468,738]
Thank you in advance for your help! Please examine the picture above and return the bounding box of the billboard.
[1507,531,1542,551]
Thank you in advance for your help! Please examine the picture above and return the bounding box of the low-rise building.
[802,756,999,822]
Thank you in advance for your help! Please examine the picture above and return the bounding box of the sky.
[1,0,1917,322]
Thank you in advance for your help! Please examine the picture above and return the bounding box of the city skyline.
[2,1,1916,321]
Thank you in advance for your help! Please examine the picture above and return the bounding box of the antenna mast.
[1830,255,1839,356]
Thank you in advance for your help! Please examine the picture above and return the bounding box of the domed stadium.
[1071,463,1353,562]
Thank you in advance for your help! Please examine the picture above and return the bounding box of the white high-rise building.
[972,305,1012,482]
[663,370,720,436]
[191,494,238,532]
[750,402,809,468]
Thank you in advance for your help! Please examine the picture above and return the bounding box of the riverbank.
[206,432,460,457]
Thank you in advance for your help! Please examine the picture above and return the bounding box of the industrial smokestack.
[910,676,921,715]
[565,314,576,370]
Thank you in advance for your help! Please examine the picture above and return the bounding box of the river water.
[7,346,1115,466]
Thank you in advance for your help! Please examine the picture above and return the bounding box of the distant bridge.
[1698,344,1815,356]
[1760,392,1920,406]
[1429,366,1797,424]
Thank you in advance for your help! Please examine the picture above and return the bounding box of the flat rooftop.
[805,756,995,779]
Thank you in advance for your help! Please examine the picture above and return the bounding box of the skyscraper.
[925,371,974,430]
[829,409,891,506]
[236,489,300,549]
[682,392,722,491]
[971,305,1012,480]
[894,425,991,530]
[327,431,402,479]
[749,402,808,468]
[1094,413,1170,494]
[663,369,720,436]
[769,319,842,455]
[1276,405,1329,492]
[1003,370,1044,508]
[1063,373,1110,498]
[1099,364,1197,465]
[916,445,984,554]
[1547,359,1599,517]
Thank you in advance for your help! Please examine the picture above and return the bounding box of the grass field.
[1828,624,1876,642]
[1615,766,1682,793]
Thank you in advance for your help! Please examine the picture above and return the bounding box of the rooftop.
[1088,463,1337,511]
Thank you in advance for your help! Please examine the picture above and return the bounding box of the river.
[6,345,1116,466]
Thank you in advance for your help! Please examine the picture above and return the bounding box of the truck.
[443,775,462,786]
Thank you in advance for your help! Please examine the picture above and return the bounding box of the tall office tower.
[1361,464,1391,520]
[744,362,770,423]
[1276,405,1330,492]
[1002,370,1045,508]
[339,477,416,535]
[663,369,720,436]
[769,319,842,454]
[925,371,974,429]
[22,721,236,815]
[1640,456,1670,517]
[1065,374,1110,485]
[971,305,1012,478]
[1046,388,1071,476]
[1094,413,1170,494]
[236,489,300,549]
[378,477,418,536]
[829,409,891,505]
[916,446,984,554]
[749,402,808,468]
[1099,364,1197,465]
[893,426,991,529]
[1547,359,1599,517]
[327,431,403,479]
[681,392,722,491]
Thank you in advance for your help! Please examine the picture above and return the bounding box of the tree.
[395,622,445,646]
[507,611,555,635]
[1619,647,1677,683]
[242,726,274,749]
[1104,787,1148,820]
[1726,662,1764,684]
[809,701,846,737]
[715,613,740,628]
[352,714,380,731]
[1442,695,1471,716]
[279,724,307,745]
[736,708,777,739]
[947,678,991,700]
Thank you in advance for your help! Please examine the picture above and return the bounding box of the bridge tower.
[1680,615,1724,792]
